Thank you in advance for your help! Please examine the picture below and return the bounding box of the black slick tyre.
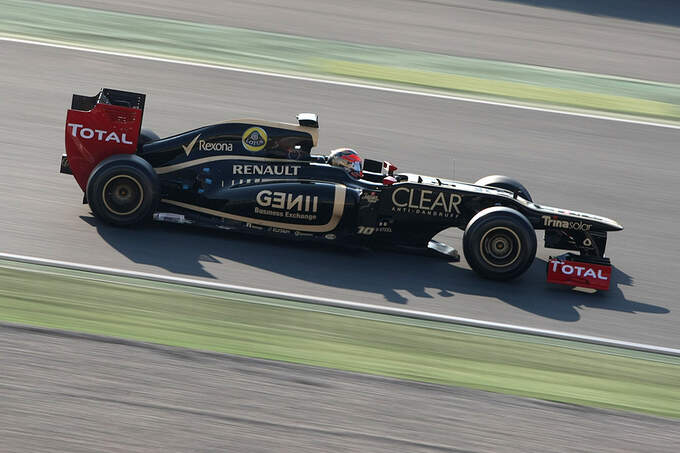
[463,207,537,281]
[474,175,532,202]
[86,154,159,227]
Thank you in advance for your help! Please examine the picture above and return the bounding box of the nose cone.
[602,218,624,232]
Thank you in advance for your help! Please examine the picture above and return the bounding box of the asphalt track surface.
[1,37,680,348]
[3,325,679,453]
[2,3,680,451]
[46,0,680,83]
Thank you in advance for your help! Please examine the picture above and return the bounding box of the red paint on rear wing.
[65,103,142,190]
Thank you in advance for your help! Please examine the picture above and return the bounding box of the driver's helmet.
[328,148,362,178]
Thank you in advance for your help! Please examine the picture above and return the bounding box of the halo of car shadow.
[81,216,668,323]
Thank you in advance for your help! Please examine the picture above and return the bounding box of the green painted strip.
[1,259,679,418]
[1,0,680,121]
[319,60,680,119]
[1,258,677,363]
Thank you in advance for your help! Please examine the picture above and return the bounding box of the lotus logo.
[242,127,267,152]
[182,134,201,156]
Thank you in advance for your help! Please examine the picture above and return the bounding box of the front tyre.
[474,175,532,202]
[463,207,537,281]
[86,155,159,227]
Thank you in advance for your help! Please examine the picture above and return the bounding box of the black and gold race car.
[61,88,622,289]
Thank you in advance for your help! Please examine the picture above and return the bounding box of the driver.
[327,148,362,178]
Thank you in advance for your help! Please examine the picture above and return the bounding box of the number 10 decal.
[357,226,375,235]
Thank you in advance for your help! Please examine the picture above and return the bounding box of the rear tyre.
[86,155,159,227]
[463,207,536,281]
[474,175,532,202]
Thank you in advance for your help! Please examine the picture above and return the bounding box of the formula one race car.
[61,89,623,290]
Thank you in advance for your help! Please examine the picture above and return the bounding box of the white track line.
[1,252,679,357]
[2,36,680,130]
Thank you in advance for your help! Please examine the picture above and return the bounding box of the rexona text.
[199,141,232,152]
[67,123,133,144]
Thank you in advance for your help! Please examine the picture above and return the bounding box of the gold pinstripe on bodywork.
[154,155,307,175]
[160,184,346,233]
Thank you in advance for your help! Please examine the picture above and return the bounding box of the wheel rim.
[102,175,144,216]
[479,226,522,268]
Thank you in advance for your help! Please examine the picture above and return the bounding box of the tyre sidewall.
[463,207,537,280]
[86,155,159,226]
[474,175,532,202]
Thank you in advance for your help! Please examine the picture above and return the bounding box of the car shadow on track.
[82,216,668,323]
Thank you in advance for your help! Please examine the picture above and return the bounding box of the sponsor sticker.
[391,187,461,218]
[542,215,591,231]
[547,259,611,290]
[67,123,133,145]
[376,220,392,233]
[255,189,318,221]
[182,134,200,156]
[182,134,234,156]
[361,191,379,204]
[233,164,300,176]
[242,127,268,152]
[199,140,233,152]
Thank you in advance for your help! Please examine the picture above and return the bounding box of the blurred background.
[1,1,679,451]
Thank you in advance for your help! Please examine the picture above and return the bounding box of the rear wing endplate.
[65,88,146,190]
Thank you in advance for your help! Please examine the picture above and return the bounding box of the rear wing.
[65,88,146,190]
[71,88,145,111]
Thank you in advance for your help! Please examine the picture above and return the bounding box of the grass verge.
[318,60,680,120]
[1,259,679,418]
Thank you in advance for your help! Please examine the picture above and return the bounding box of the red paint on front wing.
[65,103,142,191]
[547,259,612,290]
